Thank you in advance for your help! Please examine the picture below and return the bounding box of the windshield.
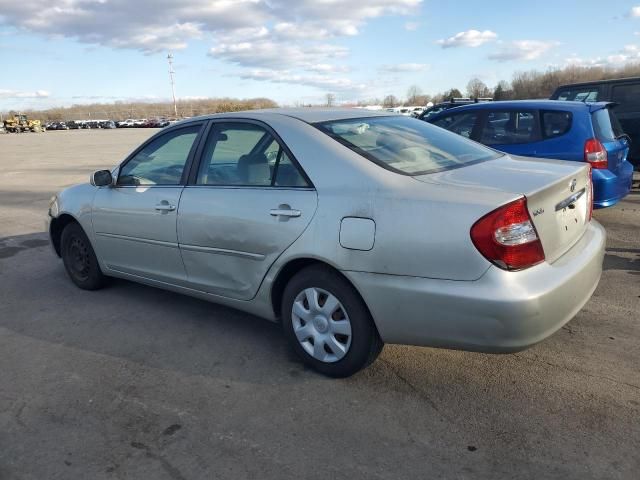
[315,116,501,176]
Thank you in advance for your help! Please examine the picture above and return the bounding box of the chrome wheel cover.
[291,287,352,363]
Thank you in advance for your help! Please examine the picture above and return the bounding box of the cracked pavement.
[0,130,639,479]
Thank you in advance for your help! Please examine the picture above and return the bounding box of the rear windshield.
[315,116,501,176]
[592,108,624,142]
[554,88,599,102]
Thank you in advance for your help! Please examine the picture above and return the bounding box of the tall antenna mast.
[167,53,178,117]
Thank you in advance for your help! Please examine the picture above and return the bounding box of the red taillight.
[584,138,608,169]
[470,197,545,271]
[587,165,593,221]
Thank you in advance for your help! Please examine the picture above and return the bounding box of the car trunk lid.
[413,154,591,264]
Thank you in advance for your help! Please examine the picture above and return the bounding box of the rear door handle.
[155,203,176,212]
[270,208,301,218]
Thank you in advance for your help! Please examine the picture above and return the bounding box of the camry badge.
[569,178,577,192]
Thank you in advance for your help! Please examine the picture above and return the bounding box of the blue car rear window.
[592,108,624,142]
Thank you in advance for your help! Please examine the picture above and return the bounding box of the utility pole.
[167,53,178,118]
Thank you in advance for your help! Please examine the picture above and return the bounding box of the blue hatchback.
[425,100,633,208]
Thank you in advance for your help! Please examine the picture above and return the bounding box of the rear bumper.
[345,221,605,352]
[593,161,634,208]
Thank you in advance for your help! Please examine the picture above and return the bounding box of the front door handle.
[270,208,301,218]
[155,203,176,212]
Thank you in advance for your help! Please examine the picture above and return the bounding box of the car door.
[177,120,318,300]
[92,123,204,284]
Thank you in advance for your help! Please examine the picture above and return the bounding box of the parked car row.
[116,117,178,128]
[43,117,181,131]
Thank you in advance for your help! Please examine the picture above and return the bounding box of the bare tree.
[406,85,423,105]
[326,93,336,107]
[466,78,492,99]
[383,95,399,108]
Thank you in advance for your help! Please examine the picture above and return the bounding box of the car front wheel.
[60,222,106,290]
[282,265,383,377]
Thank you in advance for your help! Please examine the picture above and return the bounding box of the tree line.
[4,97,277,122]
[376,62,640,107]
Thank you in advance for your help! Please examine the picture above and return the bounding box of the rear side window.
[555,88,599,102]
[479,111,538,145]
[430,112,479,138]
[611,84,640,113]
[196,123,309,187]
[541,110,572,139]
[592,108,624,142]
[316,116,500,176]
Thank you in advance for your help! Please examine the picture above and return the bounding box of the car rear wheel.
[282,265,383,377]
[61,222,106,290]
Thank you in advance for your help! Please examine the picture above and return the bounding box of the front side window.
[431,112,479,138]
[197,123,309,187]
[315,116,500,176]
[479,110,537,145]
[118,125,201,185]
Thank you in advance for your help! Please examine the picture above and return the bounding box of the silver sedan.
[47,108,605,377]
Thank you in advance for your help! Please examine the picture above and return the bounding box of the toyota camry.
[47,108,606,377]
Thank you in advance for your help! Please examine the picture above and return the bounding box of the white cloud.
[488,40,558,62]
[306,64,350,73]
[379,63,430,73]
[404,22,420,31]
[0,0,423,94]
[437,30,497,48]
[628,6,640,17]
[0,0,266,53]
[0,89,49,99]
[565,44,640,67]
[210,42,349,70]
[0,0,422,52]
[239,69,366,93]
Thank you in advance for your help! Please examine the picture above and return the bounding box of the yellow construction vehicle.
[3,114,44,133]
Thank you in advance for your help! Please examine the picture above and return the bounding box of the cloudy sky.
[1,0,639,110]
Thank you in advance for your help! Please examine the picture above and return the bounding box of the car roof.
[177,107,394,125]
[428,99,612,112]
[555,76,640,88]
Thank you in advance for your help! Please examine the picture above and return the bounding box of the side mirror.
[90,170,113,187]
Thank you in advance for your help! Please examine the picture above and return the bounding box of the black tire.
[281,265,383,377]
[60,222,106,290]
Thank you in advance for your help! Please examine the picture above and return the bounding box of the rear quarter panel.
[262,115,510,281]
